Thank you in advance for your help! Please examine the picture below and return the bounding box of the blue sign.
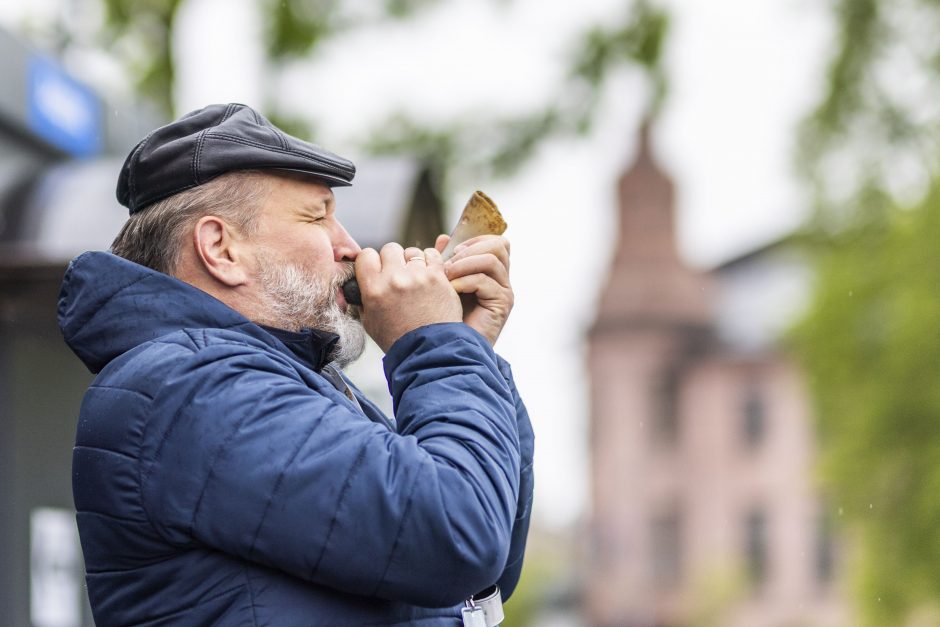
[27,55,102,157]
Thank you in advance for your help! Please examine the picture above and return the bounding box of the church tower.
[586,119,713,625]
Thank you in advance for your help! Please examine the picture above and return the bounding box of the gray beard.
[256,250,366,368]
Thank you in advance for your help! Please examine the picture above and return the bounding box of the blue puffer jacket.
[58,252,534,626]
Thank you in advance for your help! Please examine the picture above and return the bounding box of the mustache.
[333,262,356,289]
[333,262,360,318]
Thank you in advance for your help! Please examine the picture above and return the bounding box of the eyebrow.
[298,194,334,218]
[296,205,326,219]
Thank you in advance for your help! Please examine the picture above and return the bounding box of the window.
[655,369,680,444]
[651,507,682,590]
[815,509,836,586]
[745,508,768,588]
[741,381,766,447]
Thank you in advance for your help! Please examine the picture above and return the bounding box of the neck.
[173,256,269,326]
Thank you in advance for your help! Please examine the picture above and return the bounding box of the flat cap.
[117,103,356,214]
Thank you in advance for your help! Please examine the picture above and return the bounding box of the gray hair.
[110,170,273,274]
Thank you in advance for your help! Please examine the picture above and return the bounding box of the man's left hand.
[437,234,513,346]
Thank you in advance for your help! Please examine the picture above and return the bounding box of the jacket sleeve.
[140,323,520,608]
[492,355,534,601]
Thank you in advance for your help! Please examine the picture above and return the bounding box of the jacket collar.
[258,325,339,373]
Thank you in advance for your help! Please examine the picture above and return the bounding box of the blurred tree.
[88,0,668,198]
[365,0,669,189]
[98,0,184,116]
[793,1,940,624]
[94,0,455,118]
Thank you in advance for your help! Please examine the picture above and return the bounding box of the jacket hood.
[58,251,264,373]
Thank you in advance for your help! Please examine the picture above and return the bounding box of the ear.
[192,216,250,287]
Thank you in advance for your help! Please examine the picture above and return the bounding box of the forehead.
[262,172,335,210]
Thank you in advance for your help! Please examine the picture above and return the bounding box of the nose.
[332,220,361,262]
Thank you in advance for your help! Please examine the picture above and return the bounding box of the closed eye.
[298,212,326,223]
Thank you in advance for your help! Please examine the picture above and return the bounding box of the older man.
[58,103,533,626]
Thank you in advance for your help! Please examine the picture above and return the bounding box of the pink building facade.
[585,124,850,627]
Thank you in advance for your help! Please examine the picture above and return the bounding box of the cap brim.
[265,167,353,187]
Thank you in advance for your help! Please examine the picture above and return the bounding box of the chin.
[331,335,366,368]
[330,318,367,368]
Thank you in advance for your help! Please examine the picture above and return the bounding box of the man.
[58,103,533,626]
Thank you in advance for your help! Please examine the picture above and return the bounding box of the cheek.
[289,233,337,272]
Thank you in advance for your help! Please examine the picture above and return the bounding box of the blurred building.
[585,123,851,627]
[0,26,146,627]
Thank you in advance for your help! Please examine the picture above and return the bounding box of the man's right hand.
[355,243,463,352]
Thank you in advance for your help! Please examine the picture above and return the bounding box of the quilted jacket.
[58,252,534,626]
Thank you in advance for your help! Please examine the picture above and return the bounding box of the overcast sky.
[3,0,832,529]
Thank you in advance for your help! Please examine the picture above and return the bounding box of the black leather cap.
[117,103,356,214]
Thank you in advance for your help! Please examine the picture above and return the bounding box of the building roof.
[332,157,424,249]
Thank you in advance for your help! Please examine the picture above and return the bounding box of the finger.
[450,273,513,305]
[447,235,510,270]
[424,247,444,270]
[447,235,508,262]
[355,248,381,289]
[403,247,426,265]
[355,248,380,275]
[445,253,510,288]
[451,234,509,254]
[379,242,405,269]
[435,234,450,253]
